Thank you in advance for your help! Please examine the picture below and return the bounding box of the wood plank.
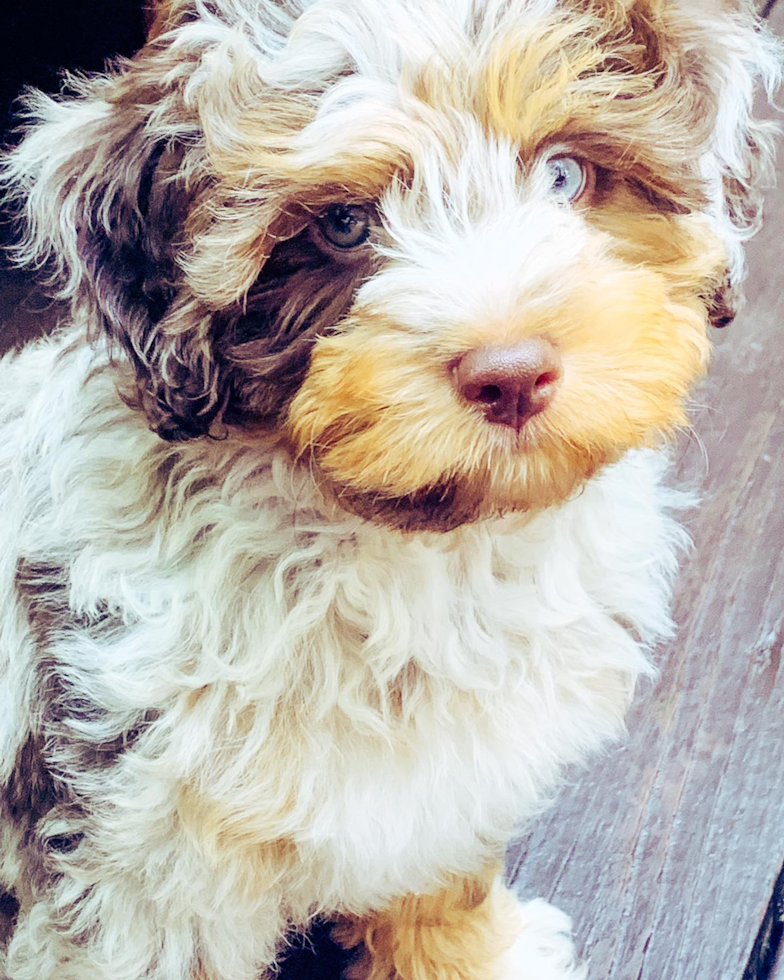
[508,5,784,976]
[757,0,784,896]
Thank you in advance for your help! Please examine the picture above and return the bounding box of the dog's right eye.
[544,155,593,204]
[317,204,372,249]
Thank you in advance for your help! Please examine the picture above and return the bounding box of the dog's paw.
[336,889,587,980]
[500,899,587,980]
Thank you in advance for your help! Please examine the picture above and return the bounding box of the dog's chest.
[5,379,675,916]
[282,688,579,912]
[180,472,668,912]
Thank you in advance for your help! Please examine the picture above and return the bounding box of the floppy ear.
[2,57,229,440]
[608,0,780,325]
[666,0,781,326]
[1,3,302,441]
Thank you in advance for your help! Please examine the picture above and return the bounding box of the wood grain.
[508,5,784,978]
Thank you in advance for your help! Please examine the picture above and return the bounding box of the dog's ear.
[3,0,312,439]
[4,0,328,440]
[3,69,224,440]
[680,1,780,328]
[626,0,781,327]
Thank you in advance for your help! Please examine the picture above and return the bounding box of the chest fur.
[1,351,679,913]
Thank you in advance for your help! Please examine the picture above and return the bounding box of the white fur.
[0,325,681,979]
[503,899,588,980]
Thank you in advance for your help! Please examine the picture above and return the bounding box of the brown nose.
[453,339,562,431]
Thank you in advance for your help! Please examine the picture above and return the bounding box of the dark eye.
[317,204,372,249]
[545,156,588,202]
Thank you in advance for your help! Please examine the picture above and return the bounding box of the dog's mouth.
[333,480,484,532]
[297,428,610,533]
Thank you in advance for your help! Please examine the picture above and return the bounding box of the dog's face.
[6,0,778,530]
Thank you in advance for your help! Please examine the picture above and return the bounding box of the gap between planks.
[744,860,784,979]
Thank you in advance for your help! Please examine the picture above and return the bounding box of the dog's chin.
[334,481,482,533]
[325,465,599,533]
[294,431,619,532]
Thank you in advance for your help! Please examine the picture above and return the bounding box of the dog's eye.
[317,204,372,249]
[545,156,588,202]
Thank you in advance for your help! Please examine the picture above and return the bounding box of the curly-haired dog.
[0,1,779,978]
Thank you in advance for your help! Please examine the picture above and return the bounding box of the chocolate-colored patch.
[13,560,158,770]
[4,736,60,832]
[338,481,484,533]
[40,660,159,772]
[15,559,124,646]
[1,735,82,893]
[0,891,19,945]
[14,560,70,642]
[77,137,185,346]
[4,561,161,905]
[218,228,376,427]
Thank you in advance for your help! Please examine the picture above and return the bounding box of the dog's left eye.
[545,156,588,202]
[317,204,372,249]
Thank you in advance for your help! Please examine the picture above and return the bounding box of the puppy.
[0,1,779,978]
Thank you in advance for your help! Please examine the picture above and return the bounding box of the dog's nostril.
[534,370,559,390]
[452,339,562,431]
[477,384,503,404]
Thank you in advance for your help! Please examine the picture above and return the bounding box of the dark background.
[0,1,148,352]
[0,0,147,136]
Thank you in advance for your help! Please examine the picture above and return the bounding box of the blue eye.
[317,204,372,249]
[545,156,587,202]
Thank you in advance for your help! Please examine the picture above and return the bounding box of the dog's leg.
[334,868,586,980]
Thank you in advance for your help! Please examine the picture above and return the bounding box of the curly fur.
[0,1,779,978]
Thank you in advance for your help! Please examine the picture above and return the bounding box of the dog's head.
[4,0,779,529]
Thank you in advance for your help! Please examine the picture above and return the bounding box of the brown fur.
[335,867,530,980]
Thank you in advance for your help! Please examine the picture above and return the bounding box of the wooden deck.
[1,3,783,978]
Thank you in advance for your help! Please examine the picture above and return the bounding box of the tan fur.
[335,867,531,980]
[287,224,716,516]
